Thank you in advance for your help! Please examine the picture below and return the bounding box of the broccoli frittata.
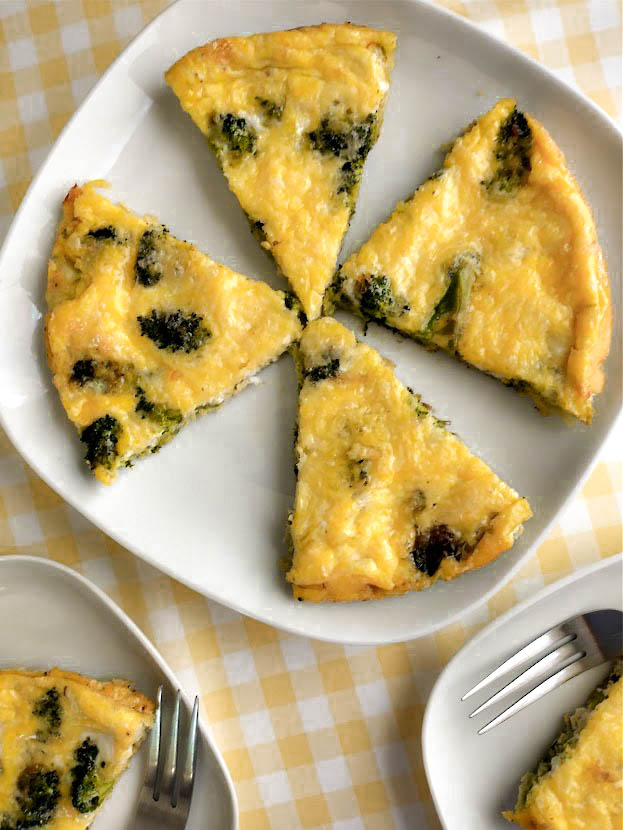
[165,23,396,320]
[504,659,623,830]
[45,182,305,483]
[0,668,154,829]
[333,98,611,423]
[287,318,532,601]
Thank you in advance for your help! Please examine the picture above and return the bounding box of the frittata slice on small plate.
[333,98,611,423]
[165,23,396,321]
[504,659,623,830]
[45,181,304,484]
[0,668,154,829]
[287,318,532,602]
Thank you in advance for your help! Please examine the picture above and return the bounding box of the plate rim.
[421,551,623,830]
[0,552,239,829]
[0,0,620,644]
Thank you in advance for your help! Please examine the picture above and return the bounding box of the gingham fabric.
[0,2,621,828]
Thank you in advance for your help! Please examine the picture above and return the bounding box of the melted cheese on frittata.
[45,182,303,483]
[287,318,531,602]
[165,23,396,320]
[0,669,153,829]
[505,669,623,830]
[336,98,611,423]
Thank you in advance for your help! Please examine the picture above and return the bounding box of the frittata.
[287,318,532,601]
[165,23,396,320]
[0,668,154,829]
[45,181,304,484]
[333,98,611,423]
[504,659,623,830]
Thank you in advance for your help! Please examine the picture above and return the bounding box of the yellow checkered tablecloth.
[0,1,621,828]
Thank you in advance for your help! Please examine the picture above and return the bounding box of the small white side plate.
[422,553,623,830]
[0,0,620,643]
[0,554,238,830]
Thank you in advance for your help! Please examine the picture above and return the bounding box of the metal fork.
[462,609,622,735]
[135,687,199,828]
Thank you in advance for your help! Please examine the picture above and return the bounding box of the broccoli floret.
[85,226,118,242]
[358,274,395,321]
[422,251,480,338]
[412,524,464,577]
[135,388,183,429]
[14,765,60,827]
[485,106,532,195]
[70,359,127,392]
[135,227,168,286]
[308,112,377,201]
[211,113,256,157]
[70,738,112,814]
[306,358,340,383]
[80,415,121,471]
[32,688,62,740]
[256,97,283,120]
[283,292,307,327]
[70,359,95,385]
[137,309,211,353]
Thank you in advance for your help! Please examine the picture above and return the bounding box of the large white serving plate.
[0,0,620,644]
[422,553,623,830]
[0,554,237,829]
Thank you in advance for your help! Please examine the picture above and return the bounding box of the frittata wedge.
[287,318,532,601]
[504,659,623,830]
[333,99,611,423]
[0,668,154,829]
[165,23,396,320]
[45,182,304,483]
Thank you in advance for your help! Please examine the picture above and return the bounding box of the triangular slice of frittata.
[0,668,154,828]
[45,182,304,484]
[333,98,611,423]
[165,23,396,321]
[504,659,622,829]
[287,318,531,601]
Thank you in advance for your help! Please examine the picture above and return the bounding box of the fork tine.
[469,641,582,718]
[161,689,181,804]
[461,625,573,701]
[147,686,163,799]
[478,652,590,734]
[179,696,199,803]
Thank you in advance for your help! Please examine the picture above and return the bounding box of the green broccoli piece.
[32,688,62,740]
[211,113,257,158]
[70,359,95,385]
[283,292,307,327]
[256,97,283,120]
[80,415,121,471]
[14,765,61,827]
[358,274,395,321]
[135,388,183,429]
[85,226,118,242]
[70,738,112,814]
[422,251,480,339]
[308,112,378,201]
[412,524,464,577]
[306,358,340,383]
[135,227,168,286]
[485,106,532,195]
[70,359,127,392]
[137,309,211,353]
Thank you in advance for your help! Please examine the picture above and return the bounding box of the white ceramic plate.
[0,0,620,644]
[422,553,623,830]
[0,554,237,829]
